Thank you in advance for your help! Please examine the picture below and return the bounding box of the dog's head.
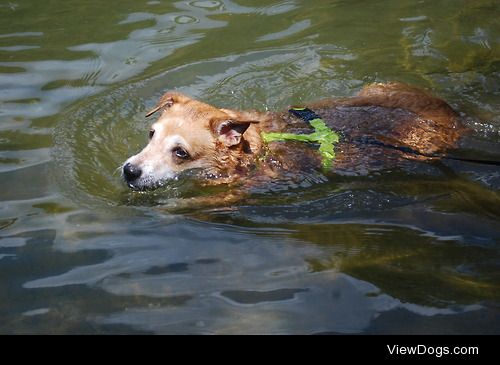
[122,92,260,190]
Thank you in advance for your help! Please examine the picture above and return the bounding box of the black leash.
[356,136,500,167]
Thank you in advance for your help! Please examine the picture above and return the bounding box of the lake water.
[0,0,499,334]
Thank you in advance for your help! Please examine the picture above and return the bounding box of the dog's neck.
[204,110,281,183]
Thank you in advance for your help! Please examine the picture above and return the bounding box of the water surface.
[1,0,499,334]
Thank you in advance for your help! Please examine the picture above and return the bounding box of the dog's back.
[313,82,467,154]
[261,83,469,176]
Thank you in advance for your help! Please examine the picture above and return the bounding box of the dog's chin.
[126,179,163,192]
[127,182,148,191]
[125,175,178,191]
[124,169,203,192]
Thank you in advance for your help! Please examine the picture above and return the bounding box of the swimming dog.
[122,82,467,197]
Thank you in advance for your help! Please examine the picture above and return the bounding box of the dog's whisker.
[114,164,124,178]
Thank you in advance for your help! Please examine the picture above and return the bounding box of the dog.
[122,82,468,201]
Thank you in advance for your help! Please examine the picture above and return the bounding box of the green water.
[0,0,499,334]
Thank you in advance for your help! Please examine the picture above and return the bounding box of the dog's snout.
[123,162,142,181]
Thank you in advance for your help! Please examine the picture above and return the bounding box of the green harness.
[261,107,340,169]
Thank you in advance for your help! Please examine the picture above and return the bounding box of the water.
[1,0,499,334]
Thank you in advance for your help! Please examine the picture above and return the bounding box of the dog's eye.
[173,147,189,159]
[149,130,155,139]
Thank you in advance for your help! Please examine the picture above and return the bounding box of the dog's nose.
[123,162,142,181]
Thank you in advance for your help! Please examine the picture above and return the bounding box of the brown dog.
[122,82,468,198]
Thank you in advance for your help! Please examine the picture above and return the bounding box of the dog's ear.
[145,96,174,117]
[210,119,259,147]
[146,90,191,117]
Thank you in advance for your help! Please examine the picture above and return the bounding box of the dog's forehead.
[155,99,227,127]
[152,112,215,144]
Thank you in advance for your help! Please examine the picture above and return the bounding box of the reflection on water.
[5,214,487,334]
[1,0,499,334]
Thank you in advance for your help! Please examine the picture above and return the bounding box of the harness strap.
[261,107,339,170]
